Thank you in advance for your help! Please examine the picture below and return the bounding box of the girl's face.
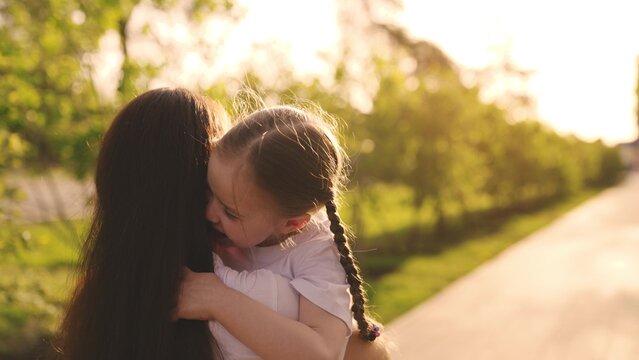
[205,150,287,248]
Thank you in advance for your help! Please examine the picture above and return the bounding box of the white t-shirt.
[211,212,352,360]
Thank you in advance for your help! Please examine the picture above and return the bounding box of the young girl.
[177,105,382,359]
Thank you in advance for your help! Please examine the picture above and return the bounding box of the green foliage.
[265,54,624,245]
[0,0,237,182]
[0,0,114,177]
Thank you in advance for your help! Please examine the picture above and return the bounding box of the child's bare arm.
[298,295,350,359]
[177,269,347,360]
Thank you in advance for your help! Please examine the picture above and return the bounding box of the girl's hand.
[175,267,226,321]
[345,330,391,360]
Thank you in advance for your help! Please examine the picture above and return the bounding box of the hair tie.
[365,324,381,341]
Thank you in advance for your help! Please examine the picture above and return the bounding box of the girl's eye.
[224,208,239,220]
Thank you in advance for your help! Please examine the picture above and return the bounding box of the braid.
[325,199,380,341]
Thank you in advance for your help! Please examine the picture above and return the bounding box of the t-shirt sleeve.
[211,253,300,359]
[214,253,297,317]
[288,237,352,333]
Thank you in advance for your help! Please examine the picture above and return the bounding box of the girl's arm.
[178,268,348,360]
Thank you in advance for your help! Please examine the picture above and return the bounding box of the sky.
[96,0,639,145]
[212,0,639,145]
[400,0,639,145]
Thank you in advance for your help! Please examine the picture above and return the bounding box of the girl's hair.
[215,105,380,341]
[55,88,228,359]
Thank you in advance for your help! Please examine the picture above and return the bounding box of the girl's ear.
[281,213,311,234]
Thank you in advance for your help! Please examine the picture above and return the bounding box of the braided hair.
[216,105,380,341]
[325,200,380,341]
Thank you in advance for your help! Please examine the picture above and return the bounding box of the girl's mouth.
[207,222,223,235]
[207,223,234,246]
[216,235,235,247]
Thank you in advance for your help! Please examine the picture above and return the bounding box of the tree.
[0,0,236,246]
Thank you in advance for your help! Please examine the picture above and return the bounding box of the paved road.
[386,172,639,360]
[1,172,92,223]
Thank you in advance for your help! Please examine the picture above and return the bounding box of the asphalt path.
[387,173,639,360]
[1,172,92,223]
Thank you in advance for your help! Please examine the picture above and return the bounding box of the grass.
[0,220,84,359]
[357,189,602,323]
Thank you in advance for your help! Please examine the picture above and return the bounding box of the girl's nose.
[206,198,221,224]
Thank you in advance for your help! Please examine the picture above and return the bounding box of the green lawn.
[0,220,84,358]
[358,189,601,323]
[0,187,602,358]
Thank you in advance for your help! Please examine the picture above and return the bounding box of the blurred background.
[1,0,637,358]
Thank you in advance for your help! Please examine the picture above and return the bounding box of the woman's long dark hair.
[55,88,227,360]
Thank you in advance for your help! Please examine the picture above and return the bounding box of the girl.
[177,105,382,360]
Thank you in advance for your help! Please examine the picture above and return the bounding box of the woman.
[56,88,228,360]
